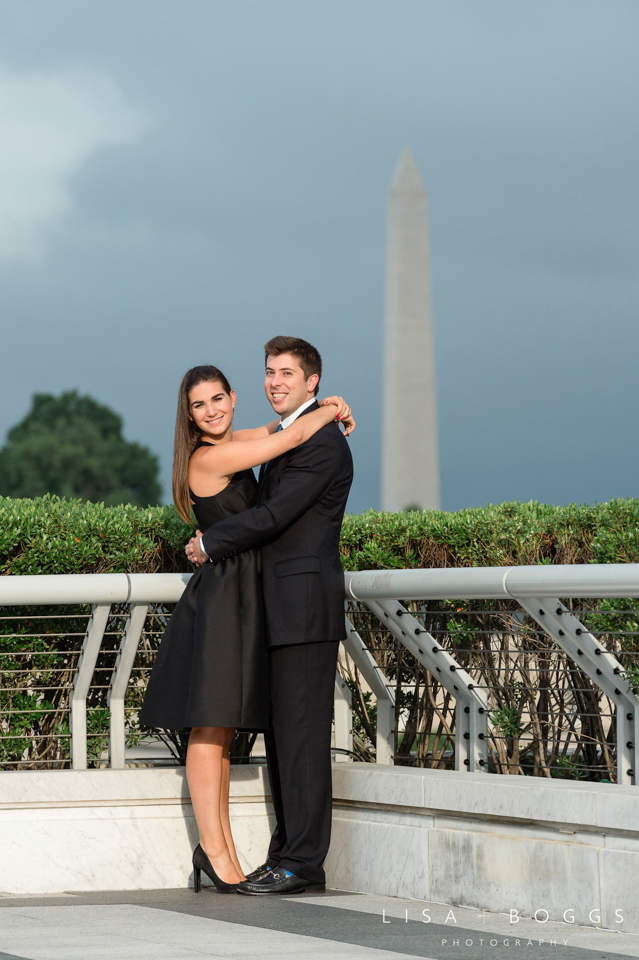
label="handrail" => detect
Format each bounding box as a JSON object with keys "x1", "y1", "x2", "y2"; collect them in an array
[
  {"x1": 0, "y1": 572, "x2": 191, "y2": 606},
  {"x1": 5, "y1": 564, "x2": 638, "y2": 607},
  {"x1": 5, "y1": 563, "x2": 639, "y2": 605},
  {"x1": 345, "y1": 564, "x2": 639, "y2": 600}
]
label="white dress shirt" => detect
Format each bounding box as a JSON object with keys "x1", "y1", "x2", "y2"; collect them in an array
[
  {"x1": 199, "y1": 396, "x2": 318, "y2": 558},
  {"x1": 278, "y1": 396, "x2": 317, "y2": 429}
]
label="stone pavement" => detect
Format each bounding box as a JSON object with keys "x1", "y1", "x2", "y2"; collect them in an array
[{"x1": 0, "y1": 888, "x2": 637, "y2": 960}]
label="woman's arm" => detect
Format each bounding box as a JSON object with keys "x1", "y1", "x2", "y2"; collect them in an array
[
  {"x1": 232, "y1": 394, "x2": 353, "y2": 442},
  {"x1": 232, "y1": 420, "x2": 280, "y2": 442},
  {"x1": 190, "y1": 401, "x2": 349, "y2": 479},
  {"x1": 195, "y1": 430, "x2": 344, "y2": 563}
]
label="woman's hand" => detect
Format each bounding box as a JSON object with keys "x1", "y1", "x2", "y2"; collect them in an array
[
  {"x1": 319, "y1": 396, "x2": 356, "y2": 437},
  {"x1": 185, "y1": 530, "x2": 207, "y2": 566}
]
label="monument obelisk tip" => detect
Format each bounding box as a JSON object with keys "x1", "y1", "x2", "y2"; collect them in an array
[{"x1": 389, "y1": 146, "x2": 425, "y2": 194}]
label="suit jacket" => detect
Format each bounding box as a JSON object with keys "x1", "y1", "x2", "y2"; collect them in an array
[{"x1": 201, "y1": 401, "x2": 353, "y2": 648}]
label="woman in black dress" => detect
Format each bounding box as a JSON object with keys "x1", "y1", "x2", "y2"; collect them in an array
[{"x1": 140, "y1": 365, "x2": 353, "y2": 893}]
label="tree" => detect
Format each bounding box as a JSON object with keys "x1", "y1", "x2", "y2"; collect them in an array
[{"x1": 0, "y1": 391, "x2": 162, "y2": 507}]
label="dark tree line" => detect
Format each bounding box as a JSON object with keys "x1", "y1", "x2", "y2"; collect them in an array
[{"x1": 0, "y1": 391, "x2": 162, "y2": 507}]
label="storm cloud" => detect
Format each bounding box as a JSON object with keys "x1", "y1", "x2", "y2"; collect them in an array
[{"x1": 0, "y1": 1, "x2": 637, "y2": 511}]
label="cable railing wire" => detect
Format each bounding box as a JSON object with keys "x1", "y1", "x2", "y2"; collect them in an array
[
  {"x1": 340, "y1": 597, "x2": 637, "y2": 781},
  {"x1": 2, "y1": 577, "x2": 639, "y2": 779}
]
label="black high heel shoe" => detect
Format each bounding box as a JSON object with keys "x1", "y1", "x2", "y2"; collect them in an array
[{"x1": 192, "y1": 843, "x2": 239, "y2": 894}]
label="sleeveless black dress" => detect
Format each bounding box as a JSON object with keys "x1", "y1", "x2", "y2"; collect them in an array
[{"x1": 140, "y1": 467, "x2": 269, "y2": 731}]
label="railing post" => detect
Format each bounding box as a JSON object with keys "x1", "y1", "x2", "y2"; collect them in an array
[
  {"x1": 366, "y1": 599, "x2": 489, "y2": 771},
  {"x1": 70, "y1": 604, "x2": 111, "y2": 770},
  {"x1": 343, "y1": 616, "x2": 395, "y2": 764},
  {"x1": 518, "y1": 597, "x2": 639, "y2": 785},
  {"x1": 334, "y1": 671, "x2": 353, "y2": 761},
  {"x1": 107, "y1": 603, "x2": 148, "y2": 770},
  {"x1": 375, "y1": 699, "x2": 394, "y2": 766}
]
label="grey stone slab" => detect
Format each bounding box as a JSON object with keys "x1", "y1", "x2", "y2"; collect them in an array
[
  {"x1": 1, "y1": 891, "x2": 634, "y2": 960},
  {"x1": 604, "y1": 834, "x2": 639, "y2": 853},
  {"x1": 599, "y1": 848, "x2": 639, "y2": 933},
  {"x1": 421, "y1": 771, "x2": 598, "y2": 829},
  {"x1": 302, "y1": 894, "x2": 639, "y2": 958},
  {"x1": 114, "y1": 895, "x2": 639, "y2": 960},
  {"x1": 595, "y1": 790, "x2": 639, "y2": 836},
  {"x1": 332, "y1": 764, "x2": 425, "y2": 808},
  {"x1": 0, "y1": 766, "x2": 269, "y2": 806},
  {"x1": 0, "y1": 903, "x2": 418, "y2": 960},
  {"x1": 432, "y1": 813, "x2": 585, "y2": 845},
  {"x1": 332, "y1": 767, "x2": 623, "y2": 833},
  {"x1": 327, "y1": 807, "x2": 430, "y2": 900},
  {"x1": 429, "y1": 826, "x2": 601, "y2": 926}
]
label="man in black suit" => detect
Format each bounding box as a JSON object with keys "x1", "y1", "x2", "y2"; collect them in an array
[{"x1": 186, "y1": 336, "x2": 353, "y2": 895}]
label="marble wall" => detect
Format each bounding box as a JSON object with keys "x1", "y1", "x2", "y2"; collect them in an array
[
  {"x1": 1, "y1": 763, "x2": 637, "y2": 934},
  {"x1": 0, "y1": 766, "x2": 273, "y2": 895},
  {"x1": 327, "y1": 765, "x2": 639, "y2": 934}
]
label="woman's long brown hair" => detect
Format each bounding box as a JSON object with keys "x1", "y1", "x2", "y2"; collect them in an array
[{"x1": 172, "y1": 365, "x2": 232, "y2": 522}]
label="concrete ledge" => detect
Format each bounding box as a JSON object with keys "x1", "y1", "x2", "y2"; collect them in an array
[
  {"x1": 332, "y1": 763, "x2": 639, "y2": 835},
  {"x1": 0, "y1": 765, "x2": 268, "y2": 807},
  {"x1": 327, "y1": 764, "x2": 639, "y2": 934},
  {"x1": 2, "y1": 763, "x2": 638, "y2": 935},
  {"x1": 0, "y1": 766, "x2": 273, "y2": 895}
]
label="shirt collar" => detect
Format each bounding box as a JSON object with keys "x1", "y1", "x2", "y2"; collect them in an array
[{"x1": 279, "y1": 396, "x2": 317, "y2": 430}]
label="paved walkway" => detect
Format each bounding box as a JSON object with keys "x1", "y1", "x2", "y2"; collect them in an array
[{"x1": 0, "y1": 888, "x2": 637, "y2": 960}]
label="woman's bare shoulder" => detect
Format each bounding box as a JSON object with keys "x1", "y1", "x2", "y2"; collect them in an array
[{"x1": 189, "y1": 443, "x2": 223, "y2": 468}]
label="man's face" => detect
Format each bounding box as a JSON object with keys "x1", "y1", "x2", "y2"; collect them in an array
[{"x1": 264, "y1": 353, "x2": 318, "y2": 419}]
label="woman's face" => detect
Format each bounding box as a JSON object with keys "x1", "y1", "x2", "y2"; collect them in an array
[{"x1": 188, "y1": 380, "x2": 236, "y2": 440}]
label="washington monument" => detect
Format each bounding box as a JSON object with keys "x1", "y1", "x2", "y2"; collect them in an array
[{"x1": 381, "y1": 147, "x2": 440, "y2": 511}]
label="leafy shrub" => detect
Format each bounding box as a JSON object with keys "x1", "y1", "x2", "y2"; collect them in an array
[
  {"x1": 3, "y1": 494, "x2": 639, "y2": 578},
  {"x1": 0, "y1": 495, "x2": 193, "y2": 768},
  {"x1": 340, "y1": 498, "x2": 639, "y2": 571},
  {"x1": 0, "y1": 494, "x2": 193, "y2": 576}
]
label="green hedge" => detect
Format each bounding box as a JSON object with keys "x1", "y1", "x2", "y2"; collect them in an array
[
  {"x1": 0, "y1": 495, "x2": 193, "y2": 576},
  {"x1": 2, "y1": 495, "x2": 639, "y2": 576},
  {"x1": 341, "y1": 499, "x2": 639, "y2": 569}
]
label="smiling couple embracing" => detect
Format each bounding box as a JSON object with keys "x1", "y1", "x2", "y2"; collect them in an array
[{"x1": 141, "y1": 336, "x2": 354, "y2": 896}]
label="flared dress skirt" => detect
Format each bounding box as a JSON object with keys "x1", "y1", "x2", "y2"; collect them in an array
[{"x1": 140, "y1": 469, "x2": 269, "y2": 732}]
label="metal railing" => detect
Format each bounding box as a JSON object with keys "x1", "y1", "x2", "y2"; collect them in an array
[
  {"x1": 1, "y1": 565, "x2": 638, "y2": 783},
  {"x1": 0, "y1": 575, "x2": 186, "y2": 771},
  {"x1": 0, "y1": 573, "x2": 391, "y2": 770},
  {"x1": 345, "y1": 565, "x2": 639, "y2": 784}
]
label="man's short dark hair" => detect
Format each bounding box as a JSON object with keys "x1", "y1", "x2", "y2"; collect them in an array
[{"x1": 264, "y1": 336, "x2": 322, "y2": 396}]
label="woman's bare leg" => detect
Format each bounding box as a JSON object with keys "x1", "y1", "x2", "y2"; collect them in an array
[
  {"x1": 186, "y1": 726, "x2": 241, "y2": 884},
  {"x1": 220, "y1": 729, "x2": 246, "y2": 880}
]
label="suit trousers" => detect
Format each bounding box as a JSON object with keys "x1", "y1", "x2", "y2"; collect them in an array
[{"x1": 265, "y1": 640, "x2": 340, "y2": 884}]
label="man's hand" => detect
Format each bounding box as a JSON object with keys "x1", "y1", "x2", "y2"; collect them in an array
[
  {"x1": 185, "y1": 529, "x2": 208, "y2": 566},
  {"x1": 319, "y1": 396, "x2": 356, "y2": 437}
]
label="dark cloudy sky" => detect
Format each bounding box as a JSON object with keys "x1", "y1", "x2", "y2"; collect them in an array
[{"x1": 0, "y1": 1, "x2": 637, "y2": 512}]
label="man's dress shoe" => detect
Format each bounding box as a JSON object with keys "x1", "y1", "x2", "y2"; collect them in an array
[
  {"x1": 244, "y1": 862, "x2": 275, "y2": 883},
  {"x1": 238, "y1": 867, "x2": 315, "y2": 896}
]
